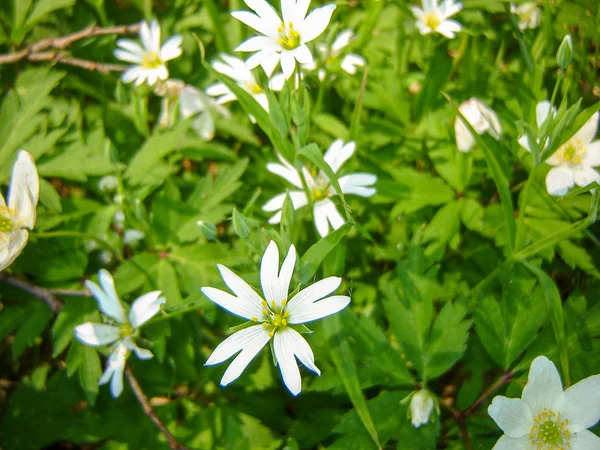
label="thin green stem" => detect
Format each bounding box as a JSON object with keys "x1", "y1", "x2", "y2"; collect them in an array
[{"x1": 515, "y1": 165, "x2": 538, "y2": 251}]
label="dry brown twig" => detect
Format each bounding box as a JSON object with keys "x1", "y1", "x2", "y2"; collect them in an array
[{"x1": 0, "y1": 23, "x2": 140, "y2": 73}]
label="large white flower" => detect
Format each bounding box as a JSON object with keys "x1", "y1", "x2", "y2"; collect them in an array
[
  {"x1": 263, "y1": 140, "x2": 377, "y2": 237},
  {"x1": 511, "y1": 2, "x2": 541, "y2": 31},
  {"x1": 518, "y1": 101, "x2": 600, "y2": 196},
  {"x1": 488, "y1": 355, "x2": 600, "y2": 449},
  {"x1": 75, "y1": 269, "x2": 166, "y2": 398},
  {"x1": 232, "y1": 0, "x2": 336, "y2": 79},
  {"x1": 303, "y1": 30, "x2": 366, "y2": 81},
  {"x1": 0, "y1": 150, "x2": 39, "y2": 272},
  {"x1": 411, "y1": 0, "x2": 463, "y2": 39},
  {"x1": 115, "y1": 20, "x2": 182, "y2": 87},
  {"x1": 202, "y1": 241, "x2": 350, "y2": 396},
  {"x1": 206, "y1": 54, "x2": 285, "y2": 116},
  {"x1": 455, "y1": 98, "x2": 502, "y2": 152}
]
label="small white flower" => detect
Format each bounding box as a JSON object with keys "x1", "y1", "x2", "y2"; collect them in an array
[
  {"x1": 518, "y1": 101, "x2": 600, "y2": 196},
  {"x1": 511, "y1": 2, "x2": 541, "y2": 31},
  {"x1": 98, "y1": 175, "x2": 119, "y2": 193},
  {"x1": 206, "y1": 54, "x2": 285, "y2": 118},
  {"x1": 411, "y1": 0, "x2": 463, "y2": 39},
  {"x1": 202, "y1": 241, "x2": 350, "y2": 396},
  {"x1": 74, "y1": 269, "x2": 166, "y2": 398},
  {"x1": 454, "y1": 98, "x2": 502, "y2": 152},
  {"x1": 488, "y1": 355, "x2": 600, "y2": 449},
  {"x1": 115, "y1": 20, "x2": 183, "y2": 87},
  {"x1": 410, "y1": 389, "x2": 436, "y2": 428},
  {"x1": 232, "y1": 0, "x2": 336, "y2": 79},
  {"x1": 123, "y1": 229, "x2": 145, "y2": 246},
  {"x1": 303, "y1": 30, "x2": 366, "y2": 81},
  {"x1": 263, "y1": 140, "x2": 377, "y2": 237},
  {"x1": 0, "y1": 150, "x2": 39, "y2": 272}
]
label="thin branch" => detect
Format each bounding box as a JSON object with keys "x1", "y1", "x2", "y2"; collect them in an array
[
  {"x1": 0, "y1": 23, "x2": 140, "y2": 65},
  {"x1": 28, "y1": 52, "x2": 128, "y2": 74},
  {"x1": 125, "y1": 367, "x2": 186, "y2": 450},
  {"x1": 465, "y1": 371, "x2": 513, "y2": 415}
]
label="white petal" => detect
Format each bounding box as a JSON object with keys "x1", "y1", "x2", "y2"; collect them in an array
[
  {"x1": 293, "y1": 44, "x2": 313, "y2": 65},
  {"x1": 260, "y1": 241, "x2": 296, "y2": 306},
  {"x1": 324, "y1": 140, "x2": 355, "y2": 173},
  {"x1": 121, "y1": 66, "x2": 145, "y2": 85},
  {"x1": 129, "y1": 291, "x2": 166, "y2": 329},
  {"x1": 436, "y1": 20, "x2": 461, "y2": 38},
  {"x1": 332, "y1": 30, "x2": 354, "y2": 53},
  {"x1": 258, "y1": 50, "x2": 280, "y2": 77},
  {"x1": 8, "y1": 150, "x2": 39, "y2": 229},
  {"x1": 106, "y1": 344, "x2": 129, "y2": 398},
  {"x1": 235, "y1": 35, "x2": 275, "y2": 53},
  {"x1": 275, "y1": 327, "x2": 321, "y2": 393},
  {"x1": 262, "y1": 191, "x2": 308, "y2": 212},
  {"x1": 490, "y1": 435, "x2": 532, "y2": 450},
  {"x1": 487, "y1": 396, "x2": 533, "y2": 438},
  {"x1": 206, "y1": 82, "x2": 231, "y2": 97},
  {"x1": 114, "y1": 49, "x2": 143, "y2": 64},
  {"x1": 244, "y1": 0, "x2": 282, "y2": 32},
  {"x1": 266, "y1": 161, "x2": 303, "y2": 188},
  {"x1": 286, "y1": 276, "x2": 342, "y2": 321},
  {"x1": 536, "y1": 100, "x2": 555, "y2": 127},
  {"x1": 522, "y1": 355, "x2": 565, "y2": 416},
  {"x1": 455, "y1": 119, "x2": 475, "y2": 152},
  {"x1": 573, "y1": 167, "x2": 600, "y2": 188},
  {"x1": 217, "y1": 264, "x2": 265, "y2": 312},
  {"x1": 231, "y1": 11, "x2": 275, "y2": 37},
  {"x1": 0, "y1": 229, "x2": 28, "y2": 272},
  {"x1": 294, "y1": 0, "x2": 311, "y2": 23},
  {"x1": 201, "y1": 286, "x2": 263, "y2": 320},
  {"x1": 288, "y1": 294, "x2": 350, "y2": 323},
  {"x1": 139, "y1": 21, "x2": 154, "y2": 53},
  {"x1": 74, "y1": 322, "x2": 121, "y2": 347},
  {"x1": 122, "y1": 336, "x2": 154, "y2": 360},
  {"x1": 571, "y1": 112, "x2": 599, "y2": 146},
  {"x1": 341, "y1": 54, "x2": 365, "y2": 75},
  {"x1": 160, "y1": 35, "x2": 183, "y2": 61},
  {"x1": 570, "y1": 430, "x2": 600, "y2": 450},
  {"x1": 281, "y1": 0, "x2": 294, "y2": 25},
  {"x1": 518, "y1": 134, "x2": 531, "y2": 152},
  {"x1": 441, "y1": 0, "x2": 463, "y2": 18},
  {"x1": 269, "y1": 73, "x2": 286, "y2": 91},
  {"x1": 280, "y1": 51, "x2": 296, "y2": 79},
  {"x1": 268, "y1": 210, "x2": 283, "y2": 224},
  {"x1": 205, "y1": 325, "x2": 271, "y2": 386},
  {"x1": 298, "y1": 5, "x2": 336, "y2": 44},
  {"x1": 324, "y1": 200, "x2": 345, "y2": 231},
  {"x1": 584, "y1": 142, "x2": 600, "y2": 167},
  {"x1": 85, "y1": 273, "x2": 127, "y2": 324},
  {"x1": 115, "y1": 39, "x2": 145, "y2": 58},
  {"x1": 545, "y1": 166, "x2": 575, "y2": 196},
  {"x1": 313, "y1": 201, "x2": 331, "y2": 237},
  {"x1": 338, "y1": 173, "x2": 377, "y2": 197},
  {"x1": 561, "y1": 374, "x2": 600, "y2": 432}
]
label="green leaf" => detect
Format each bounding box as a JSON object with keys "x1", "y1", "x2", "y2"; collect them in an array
[
  {"x1": 11, "y1": 301, "x2": 53, "y2": 359},
  {"x1": 157, "y1": 259, "x2": 183, "y2": 307},
  {"x1": 232, "y1": 208, "x2": 252, "y2": 238},
  {"x1": 26, "y1": 0, "x2": 75, "y2": 26},
  {"x1": 517, "y1": 218, "x2": 589, "y2": 261},
  {"x1": 415, "y1": 45, "x2": 452, "y2": 119},
  {"x1": 299, "y1": 222, "x2": 352, "y2": 284}
]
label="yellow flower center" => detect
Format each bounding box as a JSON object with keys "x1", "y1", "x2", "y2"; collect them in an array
[
  {"x1": 277, "y1": 22, "x2": 301, "y2": 50},
  {"x1": 423, "y1": 12, "x2": 441, "y2": 30},
  {"x1": 529, "y1": 409, "x2": 571, "y2": 449},
  {"x1": 247, "y1": 82, "x2": 263, "y2": 94},
  {"x1": 142, "y1": 51, "x2": 163, "y2": 69},
  {"x1": 310, "y1": 174, "x2": 331, "y2": 201},
  {"x1": 256, "y1": 299, "x2": 289, "y2": 337},
  {"x1": 555, "y1": 138, "x2": 586, "y2": 165},
  {"x1": 119, "y1": 323, "x2": 135, "y2": 338},
  {"x1": 0, "y1": 206, "x2": 20, "y2": 245}
]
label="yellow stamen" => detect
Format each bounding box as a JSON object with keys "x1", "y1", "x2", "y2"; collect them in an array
[
  {"x1": 281, "y1": 319, "x2": 287, "y2": 326},
  {"x1": 423, "y1": 12, "x2": 441, "y2": 30},
  {"x1": 251, "y1": 317, "x2": 258, "y2": 322},
  {"x1": 142, "y1": 51, "x2": 163, "y2": 69}
]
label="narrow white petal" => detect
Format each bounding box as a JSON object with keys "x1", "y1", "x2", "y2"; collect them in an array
[
  {"x1": 108, "y1": 345, "x2": 129, "y2": 398},
  {"x1": 278, "y1": 327, "x2": 320, "y2": 378},
  {"x1": 8, "y1": 150, "x2": 39, "y2": 229},
  {"x1": 74, "y1": 322, "x2": 121, "y2": 347},
  {"x1": 313, "y1": 201, "x2": 331, "y2": 237},
  {"x1": 286, "y1": 276, "x2": 342, "y2": 320},
  {"x1": 85, "y1": 277, "x2": 127, "y2": 324},
  {"x1": 139, "y1": 21, "x2": 153, "y2": 52},
  {"x1": 217, "y1": 264, "x2": 266, "y2": 312},
  {"x1": 235, "y1": 35, "x2": 275, "y2": 53},
  {"x1": 201, "y1": 286, "x2": 263, "y2": 320},
  {"x1": 266, "y1": 161, "x2": 303, "y2": 188},
  {"x1": 324, "y1": 200, "x2": 345, "y2": 231},
  {"x1": 571, "y1": 112, "x2": 599, "y2": 146},
  {"x1": 280, "y1": 51, "x2": 296, "y2": 79},
  {"x1": 490, "y1": 435, "x2": 532, "y2": 450},
  {"x1": 149, "y1": 20, "x2": 161, "y2": 53},
  {"x1": 268, "y1": 210, "x2": 283, "y2": 224},
  {"x1": 121, "y1": 66, "x2": 145, "y2": 85},
  {"x1": 341, "y1": 54, "x2": 366, "y2": 75},
  {"x1": 573, "y1": 167, "x2": 600, "y2": 188},
  {"x1": 115, "y1": 39, "x2": 145, "y2": 58},
  {"x1": 522, "y1": 355, "x2": 565, "y2": 416},
  {"x1": 128, "y1": 291, "x2": 166, "y2": 329},
  {"x1": 570, "y1": 430, "x2": 600, "y2": 450},
  {"x1": 338, "y1": 173, "x2": 377, "y2": 197},
  {"x1": 277, "y1": 245, "x2": 296, "y2": 303},
  {"x1": 455, "y1": 120, "x2": 475, "y2": 152},
  {"x1": 561, "y1": 374, "x2": 600, "y2": 432},
  {"x1": 584, "y1": 142, "x2": 600, "y2": 167},
  {"x1": 273, "y1": 328, "x2": 302, "y2": 395},
  {"x1": 262, "y1": 191, "x2": 306, "y2": 212},
  {"x1": 260, "y1": 241, "x2": 281, "y2": 303},
  {"x1": 114, "y1": 49, "x2": 144, "y2": 64},
  {"x1": 258, "y1": 50, "x2": 281, "y2": 77},
  {"x1": 545, "y1": 166, "x2": 575, "y2": 196},
  {"x1": 298, "y1": 5, "x2": 336, "y2": 44},
  {"x1": 487, "y1": 396, "x2": 533, "y2": 438},
  {"x1": 231, "y1": 11, "x2": 275, "y2": 37},
  {"x1": 517, "y1": 134, "x2": 531, "y2": 152},
  {"x1": 206, "y1": 325, "x2": 271, "y2": 386},
  {"x1": 206, "y1": 82, "x2": 231, "y2": 97},
  {"x1": 288, "y1": 295, "x2": 350, "y2": 323},
  {"x1": 436, "y1": 20, "x2": 461, "y2": 38},
  {"x1": 244, "y1": 0, "x2": 282, "y2": 31},
  {"x1": 0, "y1": 230, "x2": 28, "y2": 272},
  {"x1": 269, "y1": 73, "x2": 286, "y2": 91},
  {"x1": 293, "y1": 44, "x2": 313, "y2": 65},
  {"x1": 332, "y1": 30, "x2": 354, "y2": 53},
  {"x1": 324, "y1": 140, "x2": 355, "y2": 173},
  {"x1": 160, "y1": 35, "x2": 183, "y2": 61},
  {"x1": 281, "y1": 0, "x2": 294, "y2": 25},
  {"x1": 536, "y1": 100, "x2": 555, "y2": 127},
  {"x1": 122, "y1": 336, "x2": 154, "y2": 360}
]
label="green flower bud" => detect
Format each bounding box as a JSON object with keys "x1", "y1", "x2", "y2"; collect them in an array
[{"x1": 556, "y1": 34, "x2": 573, "y2": 70}]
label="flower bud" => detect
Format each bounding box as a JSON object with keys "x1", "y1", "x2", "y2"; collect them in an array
[
  {"x1": 409, "y1": 389, "x2": 435, "y2": 428},
  {"x1": 556, "y1": 35, "x2": 573, "y2": 70},
  {"x1": 98, "y1": 175, "x2": 119, "y2": 193}
]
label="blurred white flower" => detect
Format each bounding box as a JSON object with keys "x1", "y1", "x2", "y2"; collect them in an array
[
  {"x1": 123, "y1": 229, "x2": 145, "y2": 246},
  {"x1": 411, "y1": 0, "x2": 463, "y2": 39},
  {"x1": 263, "y1": 140, "x2": 377, "y2": 237},
  {"x1": 156, "y1": 79, "x2": 229, "y2": 141},
  {"x1": 113, "y1": 210, "x2": 125, "y2": 225},
  {"x1": 518, "y1": 101, "x2": 600, "y2": 196},
  {"x1": 409, "y1": 389, "x2": 436, "y2": 428},
  {"x1": 511, "y1": 2, "x2": 541, "y2": 31},
  {"x1": 232, "y1": 0, "x2": 336, "y2": 79},
  {"x1": 98, "y1": 175, "x2": 119, "y2": 193},
  {"x1": 488, "y1": 355, "x2": 600, "y2": 449},
  {"x1": 74, "y1": 269, "x2": 166, "y2": 398},
  {"x1": 206, "y1": 54, "x2": 285, "y2": 118},
  {"x1": 115, "y1": 20, "x2": 182, "y2": 87},
  {"x1": 0, "y1": 150, "x2": 39, "y2": 272},
  {"x1": 202, "y1": 241, "x2": 350, "y2": 395},
  {"x1": 454, "y1": 98, "x2": 502, "y2": 152},
  {"x1": 303, "y1": 30, "x2": 366, "y2": 81}
]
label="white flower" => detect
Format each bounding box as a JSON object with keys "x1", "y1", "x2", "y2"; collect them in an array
[
  {"x1": 206, "y1": 54, "x2": 285, "y2": 118},
  {"x1": 488, "y1": 355, "x2": 600, "y2": 449},
  {"x1": 263, "y1": 140, "x2": 377, "y2": 237},
  {"x1": 232, "y1": 0, "x2": 336, "y2": 79},
  {"x1": 98, "y1": 175, "x2": 119, "y2": 193},
  {"x1": 74, "y1": 269, "x2": 166, "y2": 398},
  {"x1": 454, "y1": 98, "x2": 502, "y2": 152},
  {"x1": 0, "y1": 150, "x2": 39, "y2": 272},
  {"x1": 202, "y1": 241, "x2": 350, "y2": 395},
  {"x1": 411, "y1": 0, "x2": 463, "y2": 39},
  {"x1": 303, "y1": 30, "x2": 366, "y2": 81},
  {"x1": 518, "y1": 101, "x2": 600, "y2": 196},
  {"x1": 115, "y1": 20, "x2": 182, "y2": 87},
  {"x1": 410, "y1": 389, "x2": 436, "y2": 428},
  {"x1": 511, "y1": 2, "x2": 541, "y2": 31},
  {"x1": 123, "y1": 229, "x2": 145, "y2": 246}
]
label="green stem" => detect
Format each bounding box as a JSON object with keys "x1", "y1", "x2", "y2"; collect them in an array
[{"x1": 515, "y1": 165, "x2": 538, "y2": 251}]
